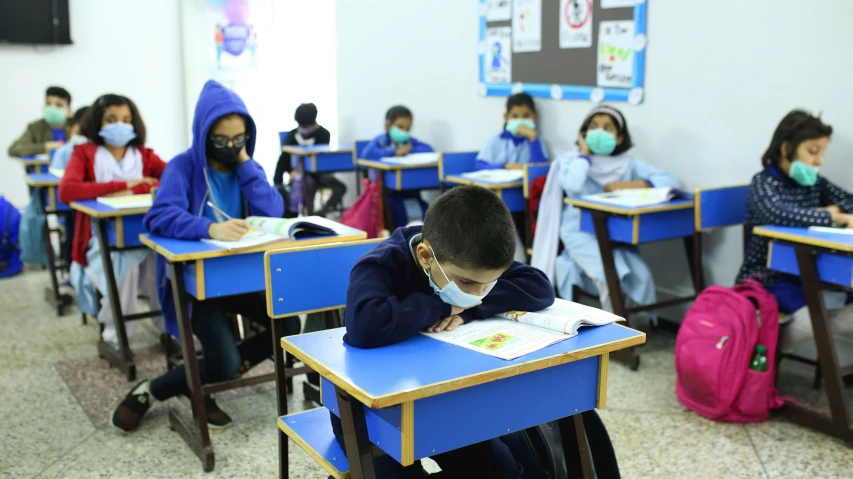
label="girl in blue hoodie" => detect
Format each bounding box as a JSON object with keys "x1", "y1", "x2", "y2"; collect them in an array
[{"x1": 110, "y1": 80, "x2": 293, "y2": 433}]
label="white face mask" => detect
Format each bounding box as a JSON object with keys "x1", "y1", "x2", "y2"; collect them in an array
[{"x1": 424, "y1": 246, "x2": 497, "y2": 308}]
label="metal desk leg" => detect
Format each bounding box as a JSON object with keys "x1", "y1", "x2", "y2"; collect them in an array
[
  {"x1": 685, "y1": 232, "x2": 705, "y2": 294},
  {"x1": 167, "y1": 260, "x2": 215, "y2": 471},
  {"x1": 271, "y1": 317, "x2": 289, "y2": 479},
  {"x1": 559, "y1": 414, "x2": 594, "y2": 479},
  {"x1": 93, "y1": 218, "x2": 136, "y2": 381},
  {"x1": 590, "y1": 211, "x2": 639, "y2": 370},
  {"x1": 336, "y1": 387, "x2": 376, "y2": 479},
  {"x1": 39, "y1": 186, "x2": 69, "y2": 315},
  {"x1": 780, "y1": 245, "x2": 853, "y2": 443}
]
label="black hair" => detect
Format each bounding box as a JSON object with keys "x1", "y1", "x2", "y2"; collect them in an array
[
  {"x1": 294, "y1": 103, "x2": 318, "y2": 127},
  {"x1": 81, "y1": 94, "x2": 146, "y2": 147},
  {"x1": 578, "y1": 105, "x2": 633, "y2": 155},
  {"x1": 46, "y1": 86, "x2": 71, "y2": 105},
  {"x1": 761, "y1": 110, "x2": 832, "y2": 167},
  {"x1": 506, "y1": 93, "x2": 536, "y2": 113},
  {"x1": 422, "y1": 185, "x2": 516, "y2": 270},
  {"x1": 385, "y1": 105, "x2": 412, "y2": 124},
  {"x1": 69, "y1": 106, "x2": 89, "y2": 127}
]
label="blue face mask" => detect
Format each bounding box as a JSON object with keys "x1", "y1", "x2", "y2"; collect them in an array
[
  {"x1": 788, "y1": 160, "x2": 819, "y2": 187},
  {"x1": 424, "y1": 246, "x2": 497, "y2": 308},
  {"x1": 585, "y1": 128, "x2": 618, "y2": 155},
  {"x1": 99, "y1": 122, "x2": 137, "y2": 147},
  {"x1": 505, "y1": 118, "x2": 536, "y2": 136},
  {"x1": 389, "y1": 125, "x2": 410, "y2": 144}
]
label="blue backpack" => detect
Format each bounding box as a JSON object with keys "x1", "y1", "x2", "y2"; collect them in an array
[{"x1": 0, "y1": 196, "x2": 23, "y2": 278}]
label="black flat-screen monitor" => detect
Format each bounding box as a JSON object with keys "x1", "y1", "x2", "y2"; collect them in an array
[{"x1": 0, "y1": 0, "x2": 72, "y2": 45}]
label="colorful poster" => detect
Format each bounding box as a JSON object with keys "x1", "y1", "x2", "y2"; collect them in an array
[
  {"x1": 485, "y1": 27, "x2": 512, "y2": 83},
  {"x1": 596, "y1": 20, "x2": 634, "y2": 88},
  {"x1": 209, "y1": 0, "x2": 260, "y2": 79},
  {"x1": 559, "y1": 0, "x2": 593, "y2": 49},
  {"x1": 601, "y1": 0, "x2": 636, "y2": 9},
  {"x1": 486, "y1": 0, "x2": 512, "y2": 22},
  {"x1": 512, "y1": 0, "x2": 541, "y2": 53}
]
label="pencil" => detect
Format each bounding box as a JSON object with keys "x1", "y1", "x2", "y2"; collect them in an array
[{"x1": 206, "y1": 201, "x2": 233, "y2": 221}]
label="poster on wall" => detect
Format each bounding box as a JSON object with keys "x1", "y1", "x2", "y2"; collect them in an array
[
  {"x1": 209, "y1": 0, "x2": 261, "y2": 80},
  {"x1": 486, "y1": 0, "x2": 512, "y2": 21},
  {"x1": 559, "y1": 0, "x2": 592, "y2": 49},
  {"x1": 512, "y1": 0, "x2": 541, "y2": 53},
  {"x1": 601, "y1": 0, "x2": 636, "y2": 8},
  {"x1": 485, "y1": 27, "x2": 512, "y2": 83},
  {"x1": 596, "y1": 20, "x2": 634, "y2": 88}
]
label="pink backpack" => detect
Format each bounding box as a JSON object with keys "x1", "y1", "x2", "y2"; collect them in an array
[
  {"x1": 341, "y1": 179, "x2": 383, "y2": 238},
  {"x1": 675, "y1": 279, "x2": 785, "y2": 422}
]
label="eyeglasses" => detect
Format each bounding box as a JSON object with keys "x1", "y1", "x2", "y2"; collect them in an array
[{"x1": 210, "y1": 134, "x2": 249, "y2": 149}]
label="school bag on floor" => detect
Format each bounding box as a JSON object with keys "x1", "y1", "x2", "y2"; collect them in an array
[
  {"x1": 341, "y1": 179, "x2": 383, "y2": 238},
  {"x1": 675, "y1": 279, "x2": 785, "y2": 422},
  {"x1": 18, "y1": 189, "x2": 49, "y2": 266},
  {"x1": 0, "y1": 196, "x2": 23, "y2": 278}
]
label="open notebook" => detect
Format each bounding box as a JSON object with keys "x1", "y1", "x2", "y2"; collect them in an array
[
  {"x1": 583, "y1": 187, "x2": 691, "y2": 208},
  {"x1": 381, "y1": 152, "x2": 440, "y2": 166},
  {"x1": 421, "y1": 298, "x2": 624, "y2": 360},
  {"x1": 808, "y1": 226, "x2": 853, "y2": 236},
  {"x1": 460, "y1": 169, "x2": 524, "y2": 183},
  {"x1": 96, "y1": 194, "x2": 153, "y2": 209},
  {"x1": 202, "y1": 215, "x2": 337, "y2": 251}
]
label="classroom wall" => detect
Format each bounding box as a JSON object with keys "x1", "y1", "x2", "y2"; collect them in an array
[
  {"x1": 0, "y1": 0, "x2": 187, "y2": 208},
  {"x1": 335, "y1": 0, "x2": 853, "y2": 304}
]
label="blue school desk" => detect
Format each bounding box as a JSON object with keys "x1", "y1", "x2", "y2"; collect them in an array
[
  {"x1": 444, "y1": 174, "x2": 525, "y2": 212},
  {"x1": 357, "y1": 157, "x2": 442, "y2": 230},
  {"x1": 754, "y1": 226, "x2": 853, "y2": 443},
  {"x1": 11, "y1": 155, "x2": 49, "y2": 174},
  {"x1": 564, "y1": 197, "x2": 701, "y2": 370},
  {"x1": 25, "y1": 173, "x2": 74, "y2": 316},
  {"x1": 70, "y1": 199, "x2": 158, "y2": 381},
  {"x1": 278, "y1": 323, "x2": 645, "y2": 479},
  {"x1": 139, "y1": 218, "x2": 367, "y2": 472},
  {"x1": 283, "y1": 144, "x2": 355, "y2": 174}
]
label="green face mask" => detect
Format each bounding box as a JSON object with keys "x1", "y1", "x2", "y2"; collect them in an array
[
  {"x1": 585, "y1": 128, "x2": 618, "y2": 155},
  {"x1": 43, "y1": 106, "x2": 68, "y2": 126},
  {"x1": 389, "y1": 125, "x2": 410, "y2": 144},
  {"x1": 788, "y1": 160, "x2": 819, "y2": 186}
]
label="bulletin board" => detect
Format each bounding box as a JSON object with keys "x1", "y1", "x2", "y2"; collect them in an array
[{"x1": 478, "y1": 0, "x2": 648, "y2": 104}]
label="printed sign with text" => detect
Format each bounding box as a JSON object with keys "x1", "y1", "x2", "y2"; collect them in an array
[
  {"x1": 512, "y1": 0, "x2": 542, "y2": 53},
  {"x1": 596, "y1": 20, "x2": 634, "y2": 88},
  {"x1": 485, "y1": 27, "x2": 512, "y2": 83},
  {"x1": 559, "y1": 0, "x2": 592, "y2": 49}
]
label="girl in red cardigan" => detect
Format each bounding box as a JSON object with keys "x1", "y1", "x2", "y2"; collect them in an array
[{"x1": 59, "y1": 94, "x2": 166, "y2": 347}]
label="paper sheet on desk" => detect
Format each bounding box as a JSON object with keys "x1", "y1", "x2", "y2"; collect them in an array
[
  {"x1": 48, "y1": 168, "x2": 65, "y2": 178},
  {"x1": 96, "y1": 194, "x2": 153, "y2": 209},
  {"x1": 461, "y1": 169, "x2": 524, "y2": 183},
  {"x1": 381, "y1": 152, "x2": 440, "y2": 166},
  {"x1": 202, "y1": 231, "x2": 288, "y2": 251},
  {"x1": 422, "y1": 319, "x2": 570, "y2": 360},
  {"x1": 809, "y1": 226, "x2": 853, "y2": 236},
  {"x1": 583, "y1": 187, "x2": 689, "y2": 208}
]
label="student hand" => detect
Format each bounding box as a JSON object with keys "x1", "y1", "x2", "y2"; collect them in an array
[
  {"x1": 427, "y1": 315, "x2": 464, "y2": 333},
  {"x1": 395, "y1": 143, "x2": 412, "y2": 156},
  {"x1": 830, "y1": 211, "x2": 853, "y2": 228},
  {"x1": 577, "y1": 133, "x2": 591, "y2": 156},
  {"x1": 208, "y1": 219, "x2": 250, "y2": 241},
  {"x1": 515, "y1": 125, "x2": 538, "y2": 141},
  {"x1": 44, "y1": 141, "x2": 64, "y2": 151},
  {"x1": 504, "y1": 163, "x2": 525, "y2": 170},
  {"x1": 126, "y1": 178, "x2": 159, "y2": 188},
  {"x1": 239, "y1": 146, "x2": 250, "y2": 162},
  {"x1": 821, "y1": 205, "x2": 842, "y2": 215},
  {"x1": 449, "y1": 302, "x2": 480, "y2": 317}
]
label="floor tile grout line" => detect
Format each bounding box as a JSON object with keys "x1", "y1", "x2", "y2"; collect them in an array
[
  {"x1": 30, "y1": 429, "x2": 98, "y2": 479},
  {"x1": 744, "y1": 425, "x2": 771, "y2": 478}
]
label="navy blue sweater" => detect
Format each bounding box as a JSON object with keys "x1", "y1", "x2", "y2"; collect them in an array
[
  {"x1": 737, "y1": 165, "x2": 853, "y2": 313},
  {"x1": 343, "y1": 226, "x2": 556, "y2": 348}
]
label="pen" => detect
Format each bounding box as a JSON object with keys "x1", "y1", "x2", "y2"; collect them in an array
[{"x1": 206, "y1": 201, "x2": 233, "y2": 221}]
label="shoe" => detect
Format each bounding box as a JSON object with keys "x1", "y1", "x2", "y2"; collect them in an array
[
  {"x1": 204, "y1": 395, "x2": 232, "y2": 430},
  {"x1": 111, "y1": 381, "x2": 152, "y2": 433}
]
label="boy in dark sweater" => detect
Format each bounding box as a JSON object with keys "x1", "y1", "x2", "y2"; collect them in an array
[
  {"x1": 336, "y1": 185, "x2": 556, "y2": 477},
  {"x1": 274, "y1": 102, "x2": 346, "y2": 214}
]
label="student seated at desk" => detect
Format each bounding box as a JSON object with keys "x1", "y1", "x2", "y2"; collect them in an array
[
  {"x1": 50, "y1": 106, "x2": 90, "y2": 171},
  {"x1": 363, "y1": 105, "x2": 434, "y2": 228},
  {"x1": 341, "y1": 185, "x2": 619, "y2": 477},
  {"x1": 8, "y1": 86, "x2": 72, "y2": 157},
  {"x1": 737, "y1": 110, "x2": 853, "y2": 352},
  {"x1": 110, "y1": 80, "x2": 293, "y2": 433},
  {"x1": 274, "y1": 102, "x2": 346, "y2": 215},
  {"x1": 554, "y1": 106, "x2": 679, "y2": 311},
  {"x1": 59, "y1": 94, "x2": 165, "y2": 346},
  {"x1": 476, "y1": 92, "x2": 548, "y2": 170}
]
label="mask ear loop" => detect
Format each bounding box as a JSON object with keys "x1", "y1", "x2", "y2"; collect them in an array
[{"x1": 428, "y1": 245, "x2": 452, "y2": 284}]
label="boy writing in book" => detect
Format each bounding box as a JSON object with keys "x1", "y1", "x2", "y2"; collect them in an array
[
  {"x1": 110, "y1": 80, "x2": 298, "y2": 433},
  {"x1": 338, "y1": 185, "x2": 554, "y2": 477}
]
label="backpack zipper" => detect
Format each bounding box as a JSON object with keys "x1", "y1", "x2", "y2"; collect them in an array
[{"x1": 716, "y1": 335, "x2": 729, "y2": 349}]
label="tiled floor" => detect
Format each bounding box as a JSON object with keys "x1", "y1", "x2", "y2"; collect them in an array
[{"x1": 1, "y1": 268, "x2": 852, "y2": 478}]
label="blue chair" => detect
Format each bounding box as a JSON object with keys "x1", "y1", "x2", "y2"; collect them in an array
[
  {"x1": 692, "y1": 185, "x2": 749, "y2": 291},
  {"x1": 278, "y1": 131, "x2": 290, "y2": 146},
  {"x1": 437, "y1": 151, "x2": 478, "y2": 190}
]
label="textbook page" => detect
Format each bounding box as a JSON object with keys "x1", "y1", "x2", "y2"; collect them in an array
[
  {"x1": 583, "y1": 187, "x2": 687, "y2": 208},
  {"x1": 497, "y1": 298, "x2": 624, "y2": 335},
  {"x1": 96, "y1": 194, "x2": 153, "y2": 209},
  {"x1": 382, "y1": 152, "x2": 440, "y2": 166},
  {"x1": 202, "y1": 231, "x2": 287, "y2": 251},
  {"x1": 808, "y1": 226, "x2": 853, "y2": 236},
  {"x1": 421, "y1": 319, "x2": 570, "y2": 360},
  {"x1": 460, "y1": 169, "x2": 525, "y2": 183}
]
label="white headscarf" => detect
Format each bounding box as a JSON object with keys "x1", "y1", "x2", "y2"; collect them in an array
[{"x1": 93, "y1": 145, "x2": 142, "y2": 183}]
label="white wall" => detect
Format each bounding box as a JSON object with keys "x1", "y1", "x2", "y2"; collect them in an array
[
  {"x1": 0, "y1": 0, "x2": 187, "y2": 208},
  {"x1": 335, "y1": 0, "x2": 853, "y2": 301}
]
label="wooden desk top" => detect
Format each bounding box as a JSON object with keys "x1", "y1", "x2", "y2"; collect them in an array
[
  {"x1": 281, "y1": 144, "x2": 353, "y2": 155},
  {"x1": 444, "y1": 175, "x2": 523, "y2": 190},
  {"x1": 565, "y1": 197, "x2": 694, "y2": 215},
  {"x1": 356, "y1": 159, "x2": 439, "y2": 171},
  {"x1": 754, "y1": 226, "x2": 853, "y2": 253},
  {"x1": 25, "y1": 173, "x2": 61, "y2": 187},
  {"x1": 282, "y1": 323, "x2": 644, "y2": 408},
  {"x1": 70, "y1": 199, "x2": 150, "y2": 218},
  {"x1": 11, "y1": 155, "x2": 49, "y2": 166}
]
